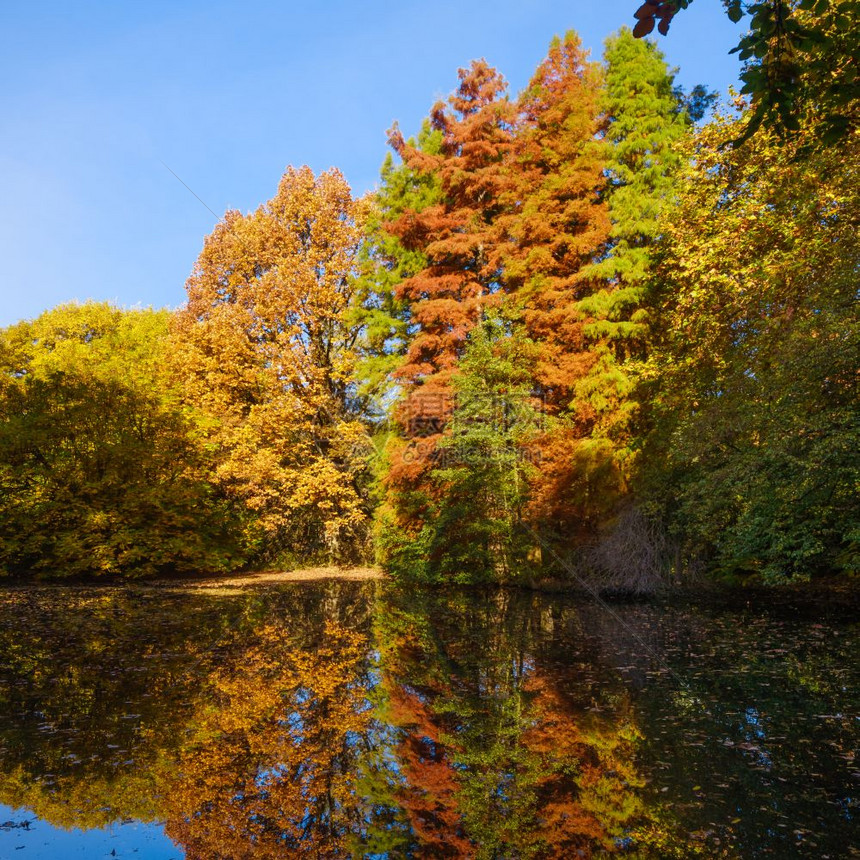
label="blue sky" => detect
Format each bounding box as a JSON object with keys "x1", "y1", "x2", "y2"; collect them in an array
[{"x1": 0, "y1": 1, "x2": 741, "y2": 327}]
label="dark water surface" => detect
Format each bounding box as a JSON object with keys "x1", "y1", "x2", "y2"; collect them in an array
[{"x1": 0, "y1": 582, "x2": 856, "y2": 858}]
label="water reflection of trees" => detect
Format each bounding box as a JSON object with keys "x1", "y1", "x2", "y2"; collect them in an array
[
  {"x1": 0, "y1": 587, "x2": 236, "y2": 828},
  {"x1": 164, "y1": 620, "x2": 383, "y2": 858},
  {"x1": 0, "y1": 582, "x2": 377, "y2": 843},
  {"x1": 373, "y1": 588, "x2": 656, "y2": 858},
  {"x1": 12, "y1": 585, "x2": 848, "y2": 856}
]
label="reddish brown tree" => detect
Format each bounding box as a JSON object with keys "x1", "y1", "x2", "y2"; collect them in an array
[
  {"x1": 379, "y1": 37, "x2": 611, "y2": 559},
  {"x1": 384, "y1": 60, "x2": 518, "y2": 487},
  {"x1": 387, "y1": 684, "x2": 474, "y2": 857},
  {"x1": 501, "y1": 33, "x2": 611, "y2": 535},
  {"x1": 502, "y1": 32, "x2": 609, "y2": 414}
]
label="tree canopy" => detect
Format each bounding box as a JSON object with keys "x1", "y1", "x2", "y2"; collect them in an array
[{"x1": 2, "y1": 18, "x2": 855, "y2": 587}]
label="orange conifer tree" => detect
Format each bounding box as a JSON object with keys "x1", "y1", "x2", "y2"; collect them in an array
[
  {"x1": 384, "y1": 60, "x2": 518, "y2": 487},
  {"x1": 500, "y1": 32, "x2": 611, "y2": 539}
]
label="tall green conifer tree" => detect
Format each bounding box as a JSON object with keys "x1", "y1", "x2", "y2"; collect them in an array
[
  {"x1": 572, "y1": 29, "x2": 689, "y2": 504},
  {"x1": 378, "y1": 311, "x2": 540, "y2": 583}
]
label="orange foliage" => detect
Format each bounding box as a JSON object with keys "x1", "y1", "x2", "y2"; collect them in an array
[
  {"x1": 171, "y1": 166, "x2": 371, "y2": 559},
  {"x1": 164, "y1": 620, "x2": 372, "y2": 859},
  {"x1": 522, "y1": 671, "x2": 645, "y2": 856},
  {"x1": 381, "y1": 37, "x2": 611, "y2": 543},
  {"x1": 384, "y1": 61, "x2": 518, "y2": 486},
  {"x1": 387, "y1": 684, "x2": 475, "y2": 858},
  {"x1": 500, "y1": 33, "x2": 614, "y2": 535},
  {"x1": 503, "y1": 32, "x2": 609, "y2": 414}
]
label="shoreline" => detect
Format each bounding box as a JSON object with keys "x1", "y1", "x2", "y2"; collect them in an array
[
  {"x1": 0, "y1": 570, "x2": 856, "y2": 611},
  {"x1": 0, "y1": 566, "x2": 385, "y2": 592},
  {"x1": 148, "y1": 566, "x2": 385, "y2": 590}
]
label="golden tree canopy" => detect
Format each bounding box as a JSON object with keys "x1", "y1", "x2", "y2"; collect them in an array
[{"x1": 173, "y1": 166, "x2": 372, "y2": 561}]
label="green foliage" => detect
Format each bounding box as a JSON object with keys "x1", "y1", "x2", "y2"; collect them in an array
[
  {"x1": 0, "y1": 302, "x2": 244, "y2": 578},
  {"x1": 641, "y1": 107, "x2": 860, "y2": 582},
  {"x1": 380, "y1": 312, "x2": 541, "y2": 584},
  {"x1": 373, "y1": 501, "x2": 435, "y2": 583},
  {"x1": 602, "y1": 30, "x2": 685, "y2": 237},
  {"x1": 580, "y1": 28, "x2": 687, "y2": 329},
  {"x1": 429, "y1": 313, "x2": 541, "y2": 581},
  {"x1": 633, "y1": 0, "x2": 859, "y2": 146},
  {"x1": 567, "y1": 29, "x2": 689, "y2": 521}
]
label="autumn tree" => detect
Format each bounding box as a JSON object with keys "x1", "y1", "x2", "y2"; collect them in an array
[
  {"x1": 535, "y1": 28, "x2": 691, "y2": 550},
  {"x1": 172, "y1": 166, "x2": 372, "y2": 564},
  {"x1": 0, "y1": 302, "x2": 241, "y2": 578},
  {"x1": 497, "y1": 32, "x2": 612, "y2": 542},
  {"x1": 641, "y1": 103, "x2": 860, "y2": 580},
  {"x1": 378, "y1": 312, "x2": 541, "y2": 583},
  {"x1": 350, "y1": 121, "x2": 442, "y2": 409},
  {"x1": 502, "y1": 31, "x2": 609, "y2": 411},
  {"x1": 383, "y1": 60, "x2": 518, "y2": 486}
]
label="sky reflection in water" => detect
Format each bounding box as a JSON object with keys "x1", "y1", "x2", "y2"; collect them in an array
[{"x1": 0, "y1": 805, "x2": 178, "y2": 859}]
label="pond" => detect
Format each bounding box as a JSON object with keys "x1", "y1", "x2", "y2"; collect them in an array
[{"x1": 0, "y1": 581, "x2": 856, "y2": 858}]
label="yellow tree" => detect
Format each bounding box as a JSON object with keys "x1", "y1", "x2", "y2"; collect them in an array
[
  {"x1": 0, "y1": 302, "x2": 243, "y2": 578},
  {"x1": 163, "y1": 620, "x2": 374, "y2": 859},
  {"x1": 172, "y1": 166, "x2": 372, "y2": 562}
]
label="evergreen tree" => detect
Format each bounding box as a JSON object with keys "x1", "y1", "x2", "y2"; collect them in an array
[{"x1": 378, "y1": 312, "x2": 540, "y2": 583}]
